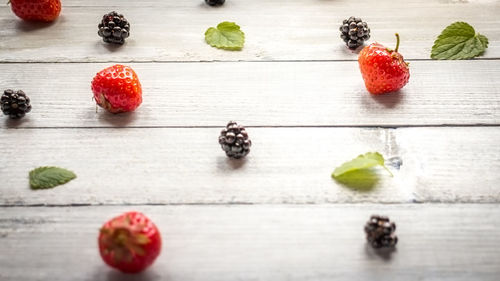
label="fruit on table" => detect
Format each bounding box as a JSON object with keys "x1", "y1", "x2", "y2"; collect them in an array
[
  {"x1": 9, "y1": 0, "x2": 61, "y2": 22},
  {"x1": 205, "y1": 0, "x2": 225, "y2": 6},
  {"x1": 91, "y1": 64, "x2": 142, "y2": 113},
  {"x1": 219, "y1": 121, "x2": 252, "y2": 159},
  {"x1": 358, "y1": 33, "x2": 410, "y2": 94},
  {"x1": 340, "y1": 16, "x2": 370, "y2": 49},
  {"x1": 99, "y1": 211, "x2": 162, "y2": 273},
  {"x1": 1, "y1": 89, "x2": 32, "y2": 119},
  {"x1": 98, "y1": 11, "x2": 130, "y2": 45},
  {"x1": 364, "y1": 215, "x2": 398, "y2": 248}
]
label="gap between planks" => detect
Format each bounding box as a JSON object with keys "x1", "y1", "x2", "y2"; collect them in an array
[
  {"x1": 0, "y1": 58, "x2": 500, "y2": 64},
  {"x1": 3, "y1": 124, "x2": 500, "y2": 130},
  {"x1": 0, "y1": 201, "x2": 498, "y2": 208}
]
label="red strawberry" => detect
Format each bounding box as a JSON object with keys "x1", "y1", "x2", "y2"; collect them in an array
[
  {"x1": 9, "y1": 0, "x2": 61, "y2": 22},
  {"x1": 91, "y1": 64, "x2": 142, "y2": 113},
  {"x1": 358, "y1": 33, "x2": 410, "y2": 95},
  {"x1": 98, "y1": 211, "x2": 161, "y2": 274}
]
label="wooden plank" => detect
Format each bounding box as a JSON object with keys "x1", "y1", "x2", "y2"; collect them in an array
[
  {"x1": 1, "y1": 204, "x2": 499, "y2": 281},
  {"x1": 1, "y1": 60, "x2": 499, "y2": 128},
  {"x1": 1, "y1": 127, "x2": 499, "y2": 206},
  {"x1": 398, "y1": 128, "x2": 500, "y2": 203},
  {"x1": 0, "y1": 0, "x2": 499, "y2": 62}
]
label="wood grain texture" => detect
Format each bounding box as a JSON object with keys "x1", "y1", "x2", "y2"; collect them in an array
[
  {"x1": 1, "y1": 60, "x2": 499, "y2": 128},
  {"x1": 0, "y1": 0, "x2": 499, "y2": 62},
  {"x1": 1, "y1": 204, "x2": 500, "y2": 281},
  {"x1": 1, "y1": 0, "x2": 499, "y2": 279},
  {"x1": 1, "y1": 127, "x2": 498, "y2": 206}
]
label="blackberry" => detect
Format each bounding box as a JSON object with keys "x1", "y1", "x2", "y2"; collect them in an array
[
  {"x1": 1, "y1": 89, "x2": 32, "y2": 119},
  {"x1": 205, "y1": 0, "x2": 225, "y2": 6},
  {"x1": 364, "y1": 215, "x2": 397, "y2": 248},
  {"x1": 219, "y1": 121, "x2": 251, "y2": 159},
  {"x1": 339, "y1": 16, "x2": 370, "y2": 49},
  {"x1": 98, "y1": 11, "x2": 130, "y2": 45}
]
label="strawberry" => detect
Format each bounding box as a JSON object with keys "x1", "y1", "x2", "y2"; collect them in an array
[
  {"x1": 358, "y1": 33, "x2": 410, "y2": 95},
  {"x1": 9, "y1": 0, "x2": 61, "y2": 22},
  {"x1": 99, "y1": 211, "x2": 162, "y2": 274},
  {"x1": 91, "y1": 64, "x2": 142, "y2": 113}
]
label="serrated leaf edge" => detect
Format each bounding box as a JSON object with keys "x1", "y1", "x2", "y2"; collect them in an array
[
  {"x1": 204, "y1": 21, "x2": 245, "y2": 51},
  {"x1": 431, "y1": 21, "x2": 488, "y2": 60}
]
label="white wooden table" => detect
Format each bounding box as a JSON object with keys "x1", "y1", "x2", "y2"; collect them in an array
[{"x1": 1, "y1": 0, "x2": 500, "y2": 280}]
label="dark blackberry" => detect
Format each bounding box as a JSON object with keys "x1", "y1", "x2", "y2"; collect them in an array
[
  {"x1": 339, "y1": 16, "x2": 370, "y2": 49},
  {"x1": 219, "y1": 121, "x2": 251, "y2": 159},
  {"x1": 98, "y1": 11, "x2": 130, "y2": 45},
  {"x1": 205, "y1": 0, "x2": 225, "y2": 6},
  {"x1": 1, "y1": 89, "x2": 32, "y2": 119},
  {"x1": 364, "y1": 215, "x2": 397, "y2": 248}
]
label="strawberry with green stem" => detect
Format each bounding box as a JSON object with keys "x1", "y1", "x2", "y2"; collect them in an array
[{"x1": 358, "y1": 33, "x2": 410, "y2": 95}]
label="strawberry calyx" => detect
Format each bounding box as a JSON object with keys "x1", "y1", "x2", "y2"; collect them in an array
[
  {"x1": 387, "y1": 33, "x2": 409, "y2": 67},
  {"x1": 100, "y1": 215, "x2": 150, "y2": 263},
  {"x1": 97, "y1": 93, "x2": 113, "y2": 112},
  {"x1": 97, "y1": 92, "x2": 123, "y2": 113}
]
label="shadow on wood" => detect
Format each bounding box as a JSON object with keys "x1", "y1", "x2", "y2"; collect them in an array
[
  {"x1": 96, "y1": 41, "x2": 127, "y2": 53},
  {"x1": 3, "y1": 117, "x2": 30, "y2": 128},
  {"x1": 105, "y1": 269, "x2": 163, "y2": 281},
  {"x1": 97, "y1": 111, "x2": 138, "y2": 127},
  {"x1": 333, "y1": 169, "x2": 380, "y2": 191},
  {"x1": 364, "y1": 243, "x2": 397, "y2": 261},
  {"x1": 216, "y1": 156, "x2": 248, "y2": 170},
  {"x1": 338, "y1": 43, "x2": 364, "y2": 56},
  {"x1": 14, "y1": 17, "x2": 59, "y2": 32},
  {"x1": 370, "y1": 90, "x2": 404, "y2": 108}
]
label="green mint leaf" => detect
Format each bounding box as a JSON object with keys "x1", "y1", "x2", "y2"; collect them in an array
[
  {"x1": 29, "y1": 166, "x2": 76, "y2": 190},
  {"x1": 478, "y1": 34, "x2": 489, "y2": 49},
  {"x1": 431, "y1": 22, "x2": 489, "y2": 60},
  {"x1": 205, "y1": 21, "x2": 245, "y2": 51},
  {"x1": 332, "y1": 152, "x2": 393, "y2": 179},
  {"x1": 334, "y1": 169, "x2": 380, "y2": 190}
]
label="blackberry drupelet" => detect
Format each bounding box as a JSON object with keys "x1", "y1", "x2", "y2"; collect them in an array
[
  {"x1": 1, "y1": 89, "x2": 32, "y2": 119},
  {"x1": 98, "y1": 11, "x2": 130, "y2": 45},
  {"x1": 364, "y1": 215, "x2": 398, "y2": 248},
  {"x1": 219, "y1": 121, "x2": 251, "y2": 159},
  {"x1": 205, "y1": 0, "x2": 225, "y2": 6},
  {"x1": 340, "y1": 16, "x2": 370, "y2": 49}
]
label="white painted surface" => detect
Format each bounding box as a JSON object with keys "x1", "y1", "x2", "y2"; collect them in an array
[
  {"x1": 0, "y1": 0, "x2": 499, "y2": 62},
  {"x1": 1, "y1": 127, "x2": 498, "y2": 205},
  {"x1": 1, "y1": 205, "x2": 499, "y2": 281},
  {"x1": 0, "y1": 60, "x2": 499, "y2": 128},
  {"x1": 1, "y1": 0, "x2": 499, "y2": 279}
]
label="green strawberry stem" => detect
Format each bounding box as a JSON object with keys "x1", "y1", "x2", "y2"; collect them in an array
[{"x1": 394, "y1": 33, "x2": 400, "y2": 53}]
